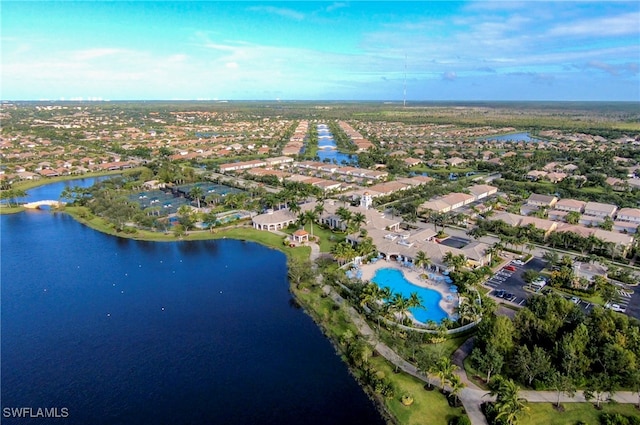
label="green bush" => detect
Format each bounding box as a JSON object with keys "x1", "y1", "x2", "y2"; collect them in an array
[{"x1": 600, "y1": 412, "x2": 640, "y2": 425}]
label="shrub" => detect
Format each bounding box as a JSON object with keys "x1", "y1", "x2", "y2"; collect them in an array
[
  {"x1": 401, "y1": 393, "x2": 414, "y2": 406},
  {"x1": 600, "y1": 412, "x2": 639, "y2": 425}
]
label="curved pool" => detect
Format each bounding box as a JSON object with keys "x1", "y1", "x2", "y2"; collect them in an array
[{"x1": 371, "y1": 268, "x2": 449, "y2": 324}]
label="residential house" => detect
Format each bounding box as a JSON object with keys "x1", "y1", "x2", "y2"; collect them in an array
[
  {"x1": 554, "y1": 199, "x2": 586, "y2": 213},
  {"x1": 583, "y1": 202, "x2": 618, "y2": 218},
  {"x1": 467, "y1": 184, "x2": 498, "y2": 201},
  {"x1": 526, "y1": 193, "x2": 558, "y2": 208}
]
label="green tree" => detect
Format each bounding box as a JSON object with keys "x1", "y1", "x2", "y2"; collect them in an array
[
  {"x1": 414, "y1": 250, "x2": 431, "y2": 271},
  {"x1": 448, "y1": 373, "x2": 465, "y2": 406},
  {"x1": 549, "y1": 371, "x2": 576, "y2": 408},
  {"x1": 287, "y1": 257, "x2": 315, "y2": 288},
  {"x1": 189, "y1": 185, "x2": 204, "y2": 209},
  {"x1": 470, "y1": 345, "x2": 503, "y2": 383},
  {"x1": 488, "y1": 376, "x2": 529, "y2": 425},
  {"x1": 435, "y1": 357, "x2": 456, "y2": 389},
  {"x1": 511, "y1": 345, "x2": 552, "y2": 386},
  {"x1": 565, "y1": 211, "x2": 581, "y2": 224}
]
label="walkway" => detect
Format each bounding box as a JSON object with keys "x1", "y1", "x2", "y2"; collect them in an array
[
  {"x1": 23, "y1": 200, "x2": 65, "y2": 209},
  {"x1": 275, "y1": 225, "x2": 639, "y2": 424},
  {"x1": 326, "y1": 287, "x2": 639, "y2": 425}
]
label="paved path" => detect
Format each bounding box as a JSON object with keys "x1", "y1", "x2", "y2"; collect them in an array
[
  {"x1": 326, "y1": 287, "x2": 639, "y2": 425},
  {"x1": 280, "y1": 227, "x2": 639, "y2": 424},
  {"x1": 327, "y1": 289, "x2": 490, "y2": 425}
]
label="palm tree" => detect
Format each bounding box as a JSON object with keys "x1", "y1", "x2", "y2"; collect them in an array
[
  {"x1": 351, "y1": 212, "x2": 367, "y2": 232},
  {"x1": 336, "y1": 206, "x2": 353, "y2": 231},
  {"x1": 205, "y1": 192, "x2": 221, "y2": 207},
  {"x1": 414, "y1": 250, "x2": 431, "y2": 272},
  {"x1": 436, "y1": 357, "x2": 456, "y2": 390},
  {"x1": 332, "y1": 241, "x2": 356, "y2": 266},
  {"x1": 390, "y1": 292, "x2": 409, "y2": 325},
  {"x1": 189, "y1": 186, "x2": 204, "y2": 209},
  {"x1": 542, "y1": 250, "x2": 560, "y2": 266},
  {"x1": 313, "y1": 201, "x2": 325, "y2": 220},
  {"x1": 303, "y1": 209, "x2": 318, "y2": 238},
  {"x1": 448, "y1": 374, "x2": 465, "y2": 406},
  {"x1": 444, "y1": 252, "x2": 467, "y2": 272},
  {"x1": 407, "y1": 292, "x2": 423, "y2": 311},
  {"x1": 288, "y1": 201, "x2": 301, "y2": 215},
  {"x1": 356, "y1": 236, "x2": 376, "y2": 257},
  {"x1": 488, "y1": 377, "x2": 529, "y2": 425}
]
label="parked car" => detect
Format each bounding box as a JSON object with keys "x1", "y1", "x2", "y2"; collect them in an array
[
  {"x1": 570, "y1": 296, "x2": 580, "y2": 304},
  {"x1": 605, "y1": 303, "x2": 626, "y2": 313},
  {"x1": 512, "y1": 259, "x2": 525, "y2": 265},
  {"x1": 504, "y1": 265, "x2": 516, "y2": 272},
  {"x1": 495, "y1": 289, "x2": 505, "y2": 298},
  {"x1": 505, "y1": 292, "x2": 515, "y2": 301}
]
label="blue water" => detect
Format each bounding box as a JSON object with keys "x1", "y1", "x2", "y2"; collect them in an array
[
  {"x1": 28, "y1": 176, "x2": 115, "y2": 202},
  {"x1": 315, "y1": 124, "x2": 356, "y2": 165},
  {"x1": 371, "y1": 268, "x2": 448, "y2": 324},
  {"x1": 1, "y1": 182, "x2": 384, "y2": 425},
  {"x1": 477, "y1": 132, "x2": 545, "y2": 143}
]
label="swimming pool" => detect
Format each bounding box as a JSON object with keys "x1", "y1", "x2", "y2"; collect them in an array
[{"x1": 371, "y1": 268, "x2": 449, "y2": 324}]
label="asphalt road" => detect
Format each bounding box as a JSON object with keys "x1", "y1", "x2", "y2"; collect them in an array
[{"x1": 484, "y1": 258, "x2": 548, "y2": 306}]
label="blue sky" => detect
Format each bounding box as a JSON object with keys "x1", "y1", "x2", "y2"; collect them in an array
[{"x1": 2, "y1": 1, "x2": 639, "y2": 101}]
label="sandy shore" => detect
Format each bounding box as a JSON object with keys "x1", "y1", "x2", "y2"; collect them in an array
[{"x1": 357, "y1": 260, "x2": 457, "y2": 316}]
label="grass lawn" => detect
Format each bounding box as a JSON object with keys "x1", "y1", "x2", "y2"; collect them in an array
[
  {"x1": 0, "y1": 205, "x2": 25, "y2": 214},
  {"x1": 369, "y1": 356, "x2": 465, "y2": 425},
  {"x1": 13, "y1": 169, "x2": 132, "y2": 191},
  {"x1": 283, "y1": 223, "x2": 345, "y2": 252},
  {"x1": 64, "y1": 207, "x2": 311, "y2": 261},
  {"x1": 522, "y1": 402, "x2": 640, "y2": 425}
]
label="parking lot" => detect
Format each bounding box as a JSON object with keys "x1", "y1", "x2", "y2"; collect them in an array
[
  {"x1": 626, "y1": 290, "x2": 640, "y2": 320},
  {"x1": 484, "y1": 258, "x2": 548, "y2": 306},
  {"x1": 484, "y1": 257, "x2": 640, "y2": 318}
]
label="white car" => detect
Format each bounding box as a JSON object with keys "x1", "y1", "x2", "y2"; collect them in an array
[
  {"x1": 605, "y1": 303, "x2": 626, "y2": 313},
  {"x1": 570, "y1": 296, "x2": 580, "y2": 304},
  {"x1": 512, "y1": 259, "x2": 525, "y2": 265}
]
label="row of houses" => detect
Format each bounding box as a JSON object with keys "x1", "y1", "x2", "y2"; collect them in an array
[
  {"x1": 294, "y1": 161, "x2": 388, "y2": 181},
  {"x1": 337, "y1": 121, "x2": 374, "y2": 151},
  {"x1": 1, "y1": 159, "x2": 140, "y2": 183},
  {"x1": 525, "y1": 193, "x2": 640, "y2": 232},
  {"x1": 218, "y1": 156, "x2": 294, "y2": 173},
  {"x1": 487, "y1": 211, "x2": 635, "y2": 255},
  {"x1": 418, "y1": 184, "x2": 499, "y2": 214},
  {"x1": 282, "y1": 120, "x2": 309, "y2": 156}
]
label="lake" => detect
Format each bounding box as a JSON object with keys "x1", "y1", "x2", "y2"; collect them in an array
[
  {"x1": 477, "y1": 132, "x2": 546, "y2": 143},
  {"x1": 315, "y1": 123, "x2": 356, "y2": 165},
  {"x1": 1, "y1": 180, "x2": 385, "y2": 425}
]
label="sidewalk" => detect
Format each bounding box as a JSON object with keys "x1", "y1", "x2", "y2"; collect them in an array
[{"x1": 327, "y1": 287, "x2": 639, "y2": 425}]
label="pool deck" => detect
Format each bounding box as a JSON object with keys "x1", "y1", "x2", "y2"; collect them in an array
[{"x1": 358, "y1": 260, "x2": 457, "y2": 316}]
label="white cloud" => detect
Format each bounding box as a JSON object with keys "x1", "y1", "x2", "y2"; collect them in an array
[
  {"x1": 326, "y1": 2, "x2": 348, "y2": 13},
  {"x1": 246, "y1": 6, "x2": 305, "y2": 21},
  {"x1": 547, "y1": 12, "x2": 640, "y2": 37},
  {"x1": 442, "y1": 71, "x2": 457, "y2": 81}
]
